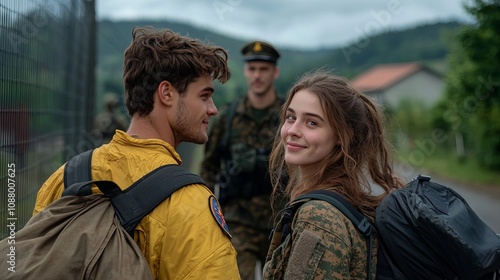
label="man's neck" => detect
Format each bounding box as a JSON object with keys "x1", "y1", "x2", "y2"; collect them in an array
[
  {"x1": 126, "y1": 115, "x2": 176, "y2": 148},
  {"x1": 247, "y1": 89, "x2": 277, "y2": 109}
]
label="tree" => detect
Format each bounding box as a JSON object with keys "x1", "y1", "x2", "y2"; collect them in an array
[{"x1": 441, "y1": 0, "x2": 500, "y2": 169}]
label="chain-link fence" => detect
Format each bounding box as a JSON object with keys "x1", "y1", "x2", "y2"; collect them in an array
[{"x1": 0, "y1": 0, "x2": 96, "y2": 238}]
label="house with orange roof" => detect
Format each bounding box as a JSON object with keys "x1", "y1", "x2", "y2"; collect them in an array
[{"x1": 351, "y1": 62, "x2": 444, "y2": 108}]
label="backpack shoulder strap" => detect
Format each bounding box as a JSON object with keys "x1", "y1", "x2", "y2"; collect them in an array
[
  {"x1": 222, "y1": 97, "x2": 241, "y2": 152},
  {"x1": 110, "y1": 164, "x2": 205, "y2": 234},
  {"x1": 63, "y1": 151, "x2": 205, "y2": 236},
  {"x1": 295, "y1": 190, "x2": 373, "y2": 238},
  {"x1": 291, "y1": 190, "x2": 375, "y2": 280},
  {"x1": 64, "y1": 149, "x2": 94, "y2": 191}
]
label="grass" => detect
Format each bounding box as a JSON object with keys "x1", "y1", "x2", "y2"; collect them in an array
[{"x1": 398, "y1": 149, "x2": 500, "y2": 189}]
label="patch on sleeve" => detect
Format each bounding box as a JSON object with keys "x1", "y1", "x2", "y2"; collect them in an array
[{"x1": 209, "y1": 195, "x2": 232, "y2": 239}]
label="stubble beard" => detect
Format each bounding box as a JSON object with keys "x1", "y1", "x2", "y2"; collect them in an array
[
  {"x1": 252, "y1": 85, "x2": 272, "y2": 98},
  {"x1": 250, "y1": 78, "x2": 273, "y2": 97},
  {"x1": 175, "y1": 100, "x2": 207, "y2": 145}
]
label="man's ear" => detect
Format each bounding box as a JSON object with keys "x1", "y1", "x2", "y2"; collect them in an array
[
  {"x1": 273, "y1": 66, "x2": 280, "y2": 79},
  {"x1": 157, "y1": 80, "x2": 175, "y2": 106}
]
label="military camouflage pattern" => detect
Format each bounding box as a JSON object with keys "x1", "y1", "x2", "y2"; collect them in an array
[
  {"x1": 94, "y1": 93, "x2": 129, "y2": 145},
  {"x1": 200, "y1": 95, "x2": 283, "y2": 279},
  {"x1": 264, "y1": 200, "x2": 378, "y2": 280},
  {"x1": 229, "y1": 221, "x2": 271, "y2": 280},
  {"x1": 94, "y1": 111, "x2": 129, "y2": 144}
]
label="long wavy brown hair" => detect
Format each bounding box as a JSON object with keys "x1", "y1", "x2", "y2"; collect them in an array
[
  {"x1": 123, "y1": 26, "x2": 231, "y2": 117},
  {"x1": 269, "y1": 70, "x2": 404, "y2": 220}
]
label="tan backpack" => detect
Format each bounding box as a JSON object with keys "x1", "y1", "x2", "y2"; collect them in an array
[{"x1": 0, "y1": 149, "x2": 205, "y2": 280}]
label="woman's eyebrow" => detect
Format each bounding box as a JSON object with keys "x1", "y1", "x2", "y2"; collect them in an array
[{"x1": 286, "y1": 107, "x2": 324, "y2": 121}]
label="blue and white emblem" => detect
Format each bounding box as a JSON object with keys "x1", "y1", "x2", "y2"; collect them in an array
[{"x1": 209, "y1": 195, "x2": 232, "y2": 239}]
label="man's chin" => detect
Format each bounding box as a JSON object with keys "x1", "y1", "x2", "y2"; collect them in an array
[
  {"x1": 185, "y1": 135, "x2": 208, "y2": 145},
  {"x1": 252, "y1": 89, "x2": 267, "y2": 96}
]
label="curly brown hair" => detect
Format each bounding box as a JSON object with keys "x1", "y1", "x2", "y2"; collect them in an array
[
  {"x1": 123, "y1": 26, "x2": 231, "y2": 116},
  {"x1": 269, "y1": 70, "x2": 404, "y2": 220}
]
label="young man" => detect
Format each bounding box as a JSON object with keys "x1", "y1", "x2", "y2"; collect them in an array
[
  {"x1": 200, "y1": 41, "x2": 283, "y2": 280},
  {"x1": 33, "y1": 27, "x2": 240, "y2": 279}
]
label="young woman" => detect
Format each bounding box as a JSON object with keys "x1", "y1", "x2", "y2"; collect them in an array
[{"x1": 263, "y1": 71, "x2": 404, "y2": 279}]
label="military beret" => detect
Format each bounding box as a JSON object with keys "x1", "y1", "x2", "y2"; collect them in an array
[{"x1": 241, "y1": 41, "x2": 280, "y2": 64}]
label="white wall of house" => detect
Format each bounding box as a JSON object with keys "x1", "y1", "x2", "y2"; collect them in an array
[{"x1": 383, "y1": 70, "x2": 444, "y2": 108}]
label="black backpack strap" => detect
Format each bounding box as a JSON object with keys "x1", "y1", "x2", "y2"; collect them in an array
[
  {"x1": 222, "y1": 97, "x2": 241, "y2": 157},
  {"x1": 292, "y1": 190, "x2": 375, "y2": 280},
  {"x1": 62, "y1": 150, "x2": 206, "y2": 235},
  {"x1": 296, "y1": 190, "x2": 373, "y2": 238},
  {"x1": 63, "y1": 163, "x2": 205, "y2": 236},
  {"x1": 109, "y1": 164, "x2": 205, "y2": 234},
  {"x1": 63, "y1": 180, "x2": 121, "y2": 196},
  {"x1": 64, "y1": 149, "x2": 94, "y2": 191}
]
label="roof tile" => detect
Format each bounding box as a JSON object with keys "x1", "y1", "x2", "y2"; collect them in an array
[{"x1": 352, "y1": 62, "x2": 422, "y2": 91}]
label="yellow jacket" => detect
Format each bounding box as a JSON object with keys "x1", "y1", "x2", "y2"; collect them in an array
[{"x1": 33, "y1": 130, "x2": 240, "y2": 280}]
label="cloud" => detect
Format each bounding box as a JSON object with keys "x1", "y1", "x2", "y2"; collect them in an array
[{"x1": 96, "y1": 0, "x2": 473, "y2": 49}]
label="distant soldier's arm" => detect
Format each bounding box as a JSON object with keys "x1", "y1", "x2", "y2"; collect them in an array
[{"x1": 200, "y1": 110, "x2": 227, "y2": 191}]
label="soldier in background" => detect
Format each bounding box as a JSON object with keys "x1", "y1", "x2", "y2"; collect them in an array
[
  {"x1": 200, "y1": 41, "x2": 284, "y2": 280},
  {"x1": 94, "y1": 92, "x2": 129, "y2": 145}
]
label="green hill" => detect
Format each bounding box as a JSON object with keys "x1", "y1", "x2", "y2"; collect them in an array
[{"x1": 96, "y1": 19, "x2": 466, "y2": 107}]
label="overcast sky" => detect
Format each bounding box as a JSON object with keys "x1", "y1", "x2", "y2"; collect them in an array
[{"x1": 96, "y1": 0, "x2": 474, "y2": 50}]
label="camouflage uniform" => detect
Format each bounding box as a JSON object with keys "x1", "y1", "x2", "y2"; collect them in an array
[
  {"x1": 94, "y1": 111, "x2": 128, "y2": 143},
  {"x1": 200, "y1": 95, "x2": 283, "y2": 280},
  {"x1": 94, "y1": 93, "x2": 129, "y2": 145},
  {"x1": 263, "y1": 200, "x2": 378, "y2": 279}
]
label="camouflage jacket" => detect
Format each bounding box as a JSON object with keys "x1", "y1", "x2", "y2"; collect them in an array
[
  {"x1": 263, "y1": 200, "x2": 378, "y2": 279},
  {"x1": 200, "y1": 95, "x2": 283, "y2": 229}
]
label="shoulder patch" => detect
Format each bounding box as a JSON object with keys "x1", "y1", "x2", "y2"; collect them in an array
[{"x1": 208, "y1": 195, "x2": 232, "y2": 239}]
